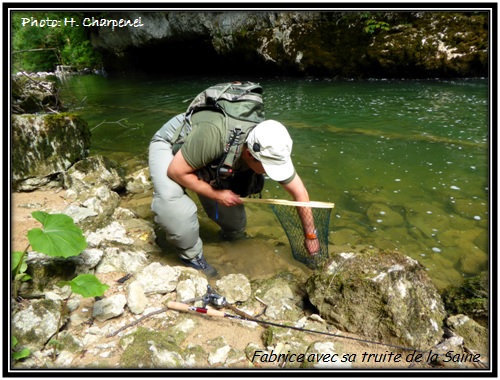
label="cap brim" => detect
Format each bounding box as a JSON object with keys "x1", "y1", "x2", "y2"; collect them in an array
[{"x1": 262, "y1": 159, "x2": 295, "y2": 182}]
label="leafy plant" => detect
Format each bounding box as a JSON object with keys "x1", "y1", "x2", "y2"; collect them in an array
[
  {"x1": 12, "y1": 211, "x2": 87, "y2": 298},
  {"x1": 363, "y1": 19, "x2": 391, "y2": 34},
  {"x1": 27, "y1": 211, "x2": 87, "y2": 258},
  {"x1": 11, "y1": 336, "x2": 30, "y2": 362},
  {"x1": 11, "y1": 250, "x2": 32, "y2": 298},
  {"x1": 57, "y1": 274, "x2": 109, "y2": 298},
  {"x1": 11, "y1": 211, "x2": 109, "y2": 362}
]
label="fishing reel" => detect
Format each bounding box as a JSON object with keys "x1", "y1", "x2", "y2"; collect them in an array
[{"x1": 201, "y1": 285, "x2": 227, "y2": 308}]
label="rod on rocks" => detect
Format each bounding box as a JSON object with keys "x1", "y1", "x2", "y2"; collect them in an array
[{"x1": 164, "y1": 301, "x2": 427, "y2": 354}]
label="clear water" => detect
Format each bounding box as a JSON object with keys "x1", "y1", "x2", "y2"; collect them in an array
[{"x1": 58, "y1": 75, "x2": 490, "y2": 290}]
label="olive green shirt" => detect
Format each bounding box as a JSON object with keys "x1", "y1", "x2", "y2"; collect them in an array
[{"x1": 181, "y1": 110, "x2": 296, "y2": 184}]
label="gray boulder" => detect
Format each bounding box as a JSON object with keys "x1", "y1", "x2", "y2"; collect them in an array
[
  {"x1": 63, "y1": 155, "x2": 126, "y2": 193},
  {"x1": 63, "y1": 155, "x2": 126, "y2": 230},
  {"x1": 305, "y1": 250, "x2": 447, "y2": 350},
  {"x1": 216, "y1": 273, "x2": 252, "y2": 304},
  {"x1": 446, "y1": 314, "x2": 488, "y2": 355},
  {"x1": 12, "y1": 298, "x2": 66, "y2": 351},
  {"x1": 12, "y1": 113, "x2": 90, "y2": 191},
  {"x1": 12, "y1": 75, "x2": 64, "y2": 114}
]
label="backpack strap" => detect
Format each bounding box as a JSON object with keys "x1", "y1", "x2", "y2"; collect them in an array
[
  {"x1": 172, "y1": 83, "x2": 234, "y2": 145},
  {"x1": 220, "y1": 127, "x2": 244, "y2": 168},
  {"x1": 169, "y1": 114, "x2": 188, "y2": 144}
]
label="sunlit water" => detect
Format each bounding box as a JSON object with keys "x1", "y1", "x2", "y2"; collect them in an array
[{"x1": 58, "y1": 75, "x2": 490, "y2": 291}]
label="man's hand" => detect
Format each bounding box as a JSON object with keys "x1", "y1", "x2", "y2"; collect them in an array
[
  {"x1": 304, "y1": 237, "x2": 320, "y2": 256},
  {"x1": 215, "y1": 189, "x2": 244, "y2": 207}
]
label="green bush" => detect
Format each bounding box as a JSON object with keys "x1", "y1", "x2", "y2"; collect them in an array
[{"x1": 11, "y1": 11, "x2": 101, "y2": 72}]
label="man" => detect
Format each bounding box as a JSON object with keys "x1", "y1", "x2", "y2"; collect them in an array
[{"x1": 149, "y1": 109, "x2": 319, "y2": 277}]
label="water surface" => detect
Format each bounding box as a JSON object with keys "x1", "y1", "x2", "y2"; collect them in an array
[{"x1": 59, "y1": 75, "x2": 490, "y2": 290}]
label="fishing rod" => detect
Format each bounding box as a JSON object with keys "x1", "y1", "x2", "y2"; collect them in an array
[
  {"x1": 105, "y1": 286, "x2": 487, "y2": 368},
  {"x1": 165, "y1": 300, "x2": 428, "y2": 354}
]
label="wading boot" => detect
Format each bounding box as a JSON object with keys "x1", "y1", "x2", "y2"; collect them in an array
[
  {"x1": 219, "y1": 229, "x2": 248, "y2": 242},
  {"x1": 181, "y1": 253, "x2": 218, "y2": 278}
]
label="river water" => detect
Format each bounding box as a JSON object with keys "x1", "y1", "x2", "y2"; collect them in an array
[{"x1": 58, "y1": 74, "x2": 490, "y2": 291}]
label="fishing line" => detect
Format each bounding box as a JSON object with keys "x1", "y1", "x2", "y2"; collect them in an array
[
  {"x1": 105, "y1": 296, "x2": 487, "y2": 368},
  {"x1": 165, "y1": 301, "x2": 429, "y2": 354}
]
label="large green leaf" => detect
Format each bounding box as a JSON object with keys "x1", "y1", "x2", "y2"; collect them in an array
[
  {"x1": 58, "y1": 274, "x2": 109, "y2": 298},
  {"x1": 12, "y1": 336, "x2": 30, "y2": 361},
  {"x1": 27, "y1": 211, "x2": 87, "y2": 258},
  {"x1": 11, "y1": 251, "x2": 26, "y2": 273}
]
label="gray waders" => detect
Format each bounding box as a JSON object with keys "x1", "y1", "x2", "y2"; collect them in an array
[{"x1": 148, "y1": 114, "x2": 247, "y2": 261}]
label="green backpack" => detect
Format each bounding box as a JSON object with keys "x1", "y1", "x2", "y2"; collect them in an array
[
  {"x1": 172, "y1": 81, "x2": 265, "y2": 146},
  {"x1": 171, "y1": 81, "x2": 266, "y2": 197},
  {"x1": 186, "y1": 81, "x2": 264, "y2": 124}
]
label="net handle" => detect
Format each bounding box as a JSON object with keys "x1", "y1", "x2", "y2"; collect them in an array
[{"x1": 239, "y1": 197, "x2": 334, "y2": 209}]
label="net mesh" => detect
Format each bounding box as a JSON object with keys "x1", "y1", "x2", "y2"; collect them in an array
[{"x1": 271, "y1": 204, "x2": 332, "y2": 269}]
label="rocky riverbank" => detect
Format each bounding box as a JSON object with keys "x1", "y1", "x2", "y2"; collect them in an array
[{"x1": 10, "y1": 159, "x2": 489, "y2": 372}]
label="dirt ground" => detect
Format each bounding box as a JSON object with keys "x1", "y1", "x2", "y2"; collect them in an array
[
  {"x1": 10, "y1": 189, "x2": 487, "y2": 372},
  {"x1": 11, "y1": 189, "x2": 72, "y2": 252}
]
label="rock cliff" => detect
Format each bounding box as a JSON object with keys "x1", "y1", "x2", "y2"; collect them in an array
[{"x1": 88, "y1": 11, "x2": 488, "y2": 78}]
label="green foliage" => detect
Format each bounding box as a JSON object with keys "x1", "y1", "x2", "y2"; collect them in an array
[
  {"x1": 11, "y1": 11, "x2": 101, "y2": 72},
  {"x1": 11, "y1": 336, "x2": 30, "y2": 362},
  {"x1": 27, "y1": 211, "x2": 87, "y2": 258},
  {"x1": 58, "y1": 274, "x2": 109, "y2": 298},
  {"x1": 363, "y1": 19, "x2": 391, "y2": 34},
  {"x1": 11, "y1": 251, "x2": 31, "y2": 282},
  {"x1": 442, "y1": 273, "x2": 488, "y2": 326},
  {"x1": 11, "y1": 249, "x2": 32, "y2": 300},
  {"x1": 12, "y1": 211, "x2": 109, "y2": 363}
]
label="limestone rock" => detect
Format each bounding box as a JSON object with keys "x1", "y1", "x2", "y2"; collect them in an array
[
  {"x1": 175, "y1": 268, "x2": 209, "y2": 305},
  {"x1": 12, "y1": 299, "x2": 65, "y2": 351},
  {"x1": 135, "y1": 262, "x2": 179, "y2": 295},
  {"x1": 216, "y1": 273, "x2": 252, "y2": 304},
  {"x1": 90, "y1": 12, "x2": 487, "y2": 78},
  {"x1": 125, "y1": 167, "x2": 152, "y2": 194},
  {"x1": 63, "y1": 155, "x2": 126, "y2": 193},
  {"x1": 12, "y1": 113, "x2": 90, "y2": 191},
  {"x1": 12, "y1": 75, "x2": 65, "y2": 114},
  {"x1": 305, "y1": 250, "x2": 447, "y2": 350},
  {"x1": 446, "y1": 314, "x2": 488, "y2": 355},
  {"x1": 127, "y1": 281, "x2": 148, "y2": 315},
  {"x1": 92, "y1": 294, "x2": 127, "y2": 322}
]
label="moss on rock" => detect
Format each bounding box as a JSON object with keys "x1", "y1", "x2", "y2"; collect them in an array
[
  {"x1": 306, "y1": 250, "x2": 446, "y2": 350},
  {"x1": 442, "y1": 272, "x2": 488, "y2": 327},
  {"x1": 12, "y1": 112, "x2": 91, "y2": 191}
]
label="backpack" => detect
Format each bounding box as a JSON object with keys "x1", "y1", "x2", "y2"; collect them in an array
[
  {"x1": 171, "y1": 81, "x2": 266, "y2": 197},
  {"x1": 171, "y1": 81, "x2": 265, "y2": 148},
  {"x1": 186, "y1": 81, "x2": 264, "y2": 124}
]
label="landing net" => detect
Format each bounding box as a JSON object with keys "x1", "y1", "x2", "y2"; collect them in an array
[{"x1": 270, "y1": 202, "x2": 334, "y2": 269}]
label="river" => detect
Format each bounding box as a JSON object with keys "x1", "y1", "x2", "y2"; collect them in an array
[{"x1": 58, "y1": 74, "x2": 490, "y2": 291}]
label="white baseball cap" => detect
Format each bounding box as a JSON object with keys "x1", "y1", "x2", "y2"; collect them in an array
[{"x1": 246, "y1": 120, "x2": 295, "y2": 182}]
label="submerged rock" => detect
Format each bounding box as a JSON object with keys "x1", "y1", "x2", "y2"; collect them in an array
[{"x1": 442, "y1": 272, "x2": 488, "y2": 327}]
